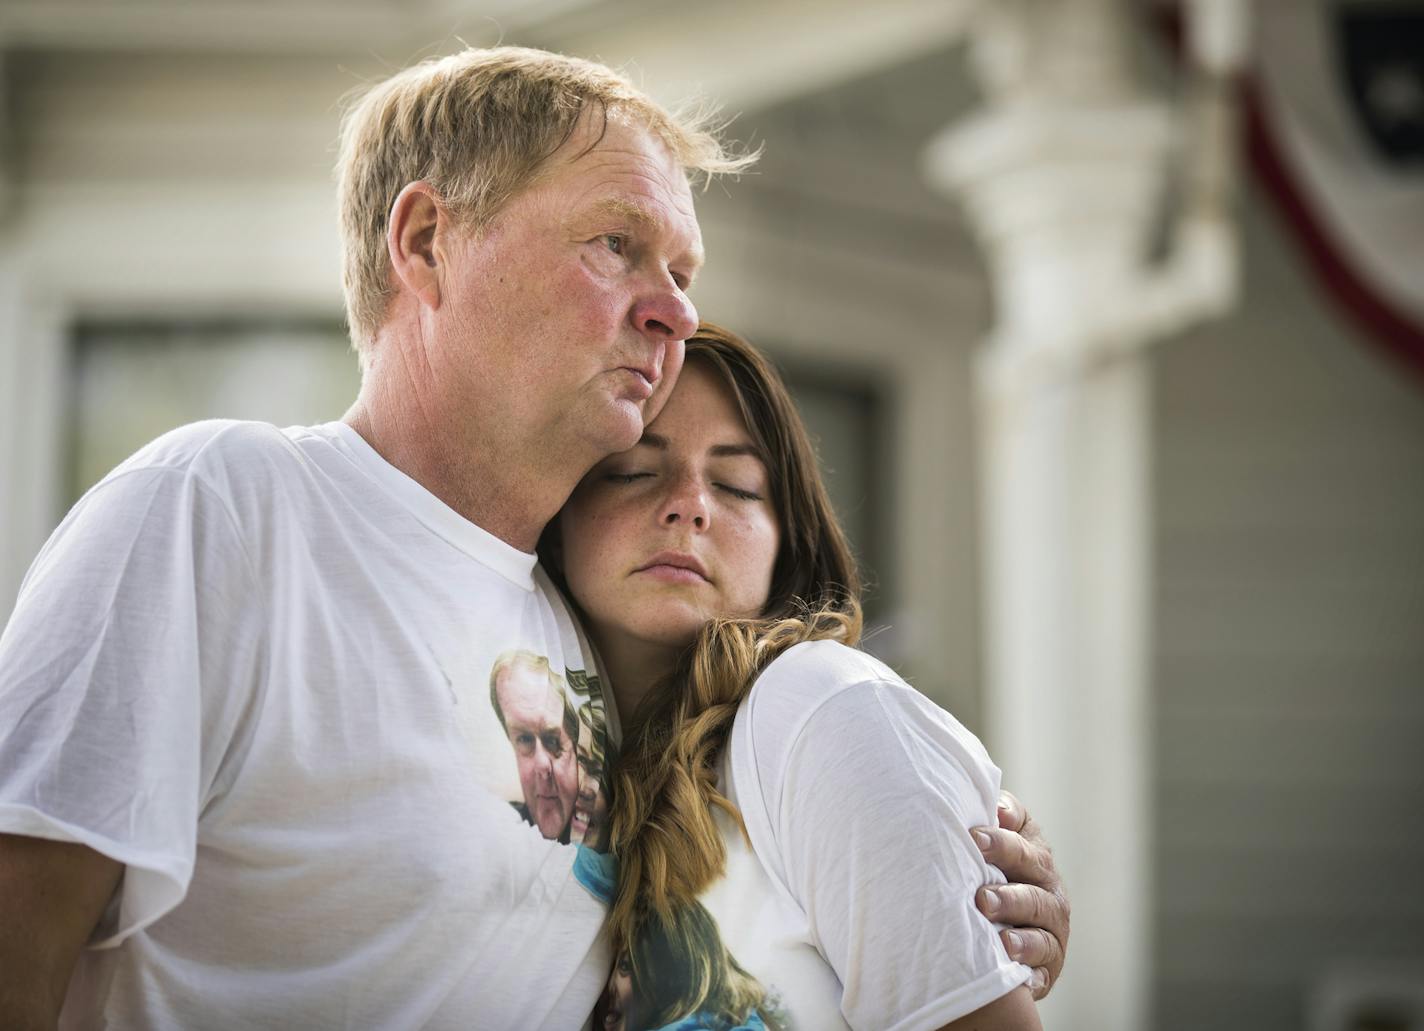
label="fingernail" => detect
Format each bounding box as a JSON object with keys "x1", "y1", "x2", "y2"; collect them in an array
[
  {"x1": 973, "y1": 830, "x2": 993, "y2": 851},
  {"x1": 1006, "y1": 931, "x2": 1023, "y2": 957},
  {"x1": 1031, "y1": 969, "x2": 1047, "y2": 992},
  {"x1": 982, "y1": 888, "x2": 1001, "y2": 914}
]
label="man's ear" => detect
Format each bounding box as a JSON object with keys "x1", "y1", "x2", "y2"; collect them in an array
[{"x1": 387, "y1": 181, "x2": 445, "y2": 311}]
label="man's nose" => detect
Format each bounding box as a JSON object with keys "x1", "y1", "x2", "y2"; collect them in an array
[{"x1": 632, "y1": 277, "x2": 698, "y2": 343}]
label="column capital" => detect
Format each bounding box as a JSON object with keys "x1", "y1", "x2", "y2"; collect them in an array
[{"x1": 922, "y1": 1, "x2": 1240, "y2": 384}]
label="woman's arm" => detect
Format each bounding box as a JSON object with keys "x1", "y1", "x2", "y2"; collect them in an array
[
  {"x1": 744, "y1": 644, "x2": 1040, "y2": 1030},
  {"x1": 940, "y1": 985, "x2": 1042, "y2": 1031}
]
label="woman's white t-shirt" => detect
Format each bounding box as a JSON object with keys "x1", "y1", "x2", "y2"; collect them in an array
[{"x1": 604, "y1": 640, "x2": 1031, "y2": 1031}]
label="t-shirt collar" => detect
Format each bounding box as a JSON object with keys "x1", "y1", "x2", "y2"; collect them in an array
[{"x1": 321, "y1": 421, "x2": 539, "y2": 590}]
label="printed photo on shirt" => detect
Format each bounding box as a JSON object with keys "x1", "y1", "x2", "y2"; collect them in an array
[
  {"x1": 487, "y1": 649, "x2": 614, "y2": 851},
  {"x1": 567, "y1": 664, "x2": 614, "y2": 853},
  {"x1": 596, "y1": 901, "x2": 788, "y2": 1031}
]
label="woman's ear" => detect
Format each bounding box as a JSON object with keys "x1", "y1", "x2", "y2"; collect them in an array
[{"x1": 387, "y1": 181, "x2": 444, "y2": 311}]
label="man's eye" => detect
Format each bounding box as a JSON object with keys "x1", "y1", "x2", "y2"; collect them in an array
[
  {"x1": 540, "y1": 731, "x2": 565, "y2": 757},
  {"x1": 604, "y1": 234, "x2": 625, "y2": 254}
]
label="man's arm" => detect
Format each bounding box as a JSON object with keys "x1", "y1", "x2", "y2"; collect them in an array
[
  {"x1": 973, "y1": 791, "x2": 1070, "y2": 1000},
  {"x1": 0, "y1": 834, "x2": 121, "y2": 1029}
]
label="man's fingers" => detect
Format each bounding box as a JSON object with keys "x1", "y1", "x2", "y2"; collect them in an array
[
  {"x1": 996, "y1": 789, "x2": 1048, "y2": 850},
  {"x1": 976, "y1": 883, "x2": 1070, "y2": 947},
  {"x1": 986, "y1": 789, "x2": 1069, "y2": 998},
  {"x1": 999, "y1": 926, "x2": 1064, "y2": 979},
  {"x1": 979, "y1": 885, "x2": 1068, "y2": 998},
  {"x1": 972, "y1": 824, "x2": 1059, "y2": 892},
  {"x1": 995, "y1": 790, "x2": 1027, "y2": 834}
]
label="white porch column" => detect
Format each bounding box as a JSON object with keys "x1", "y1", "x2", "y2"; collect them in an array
[
  {"x1": 923, "y1": 1, "x2": 1246, "y2": 1028},
  {"x1": 0, "y1": 243, "x2": 69, "y2": 624}
]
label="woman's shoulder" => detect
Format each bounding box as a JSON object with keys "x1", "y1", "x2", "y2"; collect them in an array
[
  {"x1": 752, "y1": 638, "x2": 901, "y2": 704},
  {"x1": 739, "y1": 638, "x2": 997, "y2": 790},
  {"x1": 737, "y1": 640, "x2": 918, "y2": 773}
]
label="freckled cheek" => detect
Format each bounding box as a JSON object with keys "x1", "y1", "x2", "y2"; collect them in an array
[{"x1": 719, "y1": 517, "x2": 780, "y2": 600}]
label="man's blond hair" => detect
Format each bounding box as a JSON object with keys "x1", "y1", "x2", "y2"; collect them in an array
[{"x1": 336, "y1": 46, "x2": 753, "y2": 365}]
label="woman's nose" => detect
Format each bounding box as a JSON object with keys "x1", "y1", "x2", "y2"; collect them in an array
[{"x1": 659, "y1": 477, "x2": 709, "y2": 529}]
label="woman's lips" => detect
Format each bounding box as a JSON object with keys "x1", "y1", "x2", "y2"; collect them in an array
[
  {"x1": 636, "y1": 563, "x2": 709, "y2": 584},
  {"x1": 601, "y1": 987, "x2": 623, "y2": 1030},
  {"x1": 636, "y1": 552, "x2": 710, "y2": 583}
]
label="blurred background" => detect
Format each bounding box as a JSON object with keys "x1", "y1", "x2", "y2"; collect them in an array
[{"x1": 0, "y1": 0, "x2": 1420, "y2": 1028}]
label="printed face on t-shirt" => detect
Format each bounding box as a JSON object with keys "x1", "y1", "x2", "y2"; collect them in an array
[
  {"x1": 600, "y1": 950, "x2": 642, "y2": 1031},
  {"x1": 494, "y1": 663, "x2": 578, "y2": 839},
  {"x1": 572, "y1": 744, "x2": 608, "y2": 849}
]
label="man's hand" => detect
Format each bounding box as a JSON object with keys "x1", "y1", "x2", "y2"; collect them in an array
[{"x1": 973, "y1": 791, "x2": 1069, "y2": 1000}]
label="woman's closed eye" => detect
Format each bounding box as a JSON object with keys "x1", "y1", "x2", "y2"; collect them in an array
[
  {"x1": 604, "y1": 471, "x2": 653, "y2": 485},
  {"x1": 716, "y1": 482, "x2": 763, "y2": 502}
]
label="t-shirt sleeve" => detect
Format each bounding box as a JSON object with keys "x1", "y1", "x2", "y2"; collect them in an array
[
  {"x1": 0, "y1": 464, "x2": 262, "y2": 946},
  {"x1": 746, "y1": 643, "x2": 1031, "y2": 1031}
]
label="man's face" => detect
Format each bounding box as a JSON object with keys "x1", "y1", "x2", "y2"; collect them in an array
[
  {"x1": 435, "y1": 112, "x2": 704, "y2": 467},
  {"x1": 495, "y1": 665, "x2": 578, "y2": 839}
]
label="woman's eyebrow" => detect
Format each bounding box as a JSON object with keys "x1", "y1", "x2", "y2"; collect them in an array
[
  {"x1": 635, "y1": 434, "x2": 759, "y2": 460},
  {"x1": 708, "y1": 444, "x2": 761, "y2": 459}
]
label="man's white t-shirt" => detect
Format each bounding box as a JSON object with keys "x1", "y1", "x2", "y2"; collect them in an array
[
  {"x1": 0, "y1": 420, "x2": 617, "y2": 1029},
  {"x1": 597, "y1": 640, "x2": 1031, "y2": 1031}
]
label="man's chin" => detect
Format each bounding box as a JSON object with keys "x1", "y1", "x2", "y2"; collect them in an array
[
  {"x1": 585, "y1": 404, "x2": 647, "y2": 458},
  {"x1": 534, "y1": 806, "x2": 567, "y2": 839},
  {"x1": 611, "y1": 398, "x2": 651, "y2": 442}
]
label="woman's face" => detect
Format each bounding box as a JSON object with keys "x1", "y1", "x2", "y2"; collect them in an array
[
  {"x1": 598, "y1": 950, "x2": 639, "y2": 1031},
  {"x1": 560, "y1": 360, "x2": 781, "y2": 655}
]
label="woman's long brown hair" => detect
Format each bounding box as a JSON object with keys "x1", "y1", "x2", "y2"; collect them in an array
[{"x1": 603, "y1": 323, "x2": 863, "y2": 963}]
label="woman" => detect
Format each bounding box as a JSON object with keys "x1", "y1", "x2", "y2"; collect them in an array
[
  {"x1": 551, "y1": 324, "x2": 1042, "y2": 1031},
  {"x1": 599, "y1": 900, "x2": 782, "y2": 1031}
]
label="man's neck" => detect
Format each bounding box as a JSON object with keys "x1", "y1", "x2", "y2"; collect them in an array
[{"x1": 343, "y1": 365, "x2": 589, "y2": 554}]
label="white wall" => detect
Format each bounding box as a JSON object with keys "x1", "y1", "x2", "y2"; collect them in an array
[
  {"x1": 0, "y1": 51, "x2": 354, "y2": 618},
  {"x1": 1150, "y1": 179, "x2": 1424, "y2": 1030}
]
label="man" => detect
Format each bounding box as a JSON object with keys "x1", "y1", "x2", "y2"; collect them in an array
[
  {"x1": 0, "y1": 47, "x2": 1067, "y2": 1027},
  {"x1": 489, "y1": 650, "x2": 581, "y2": 841}
]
